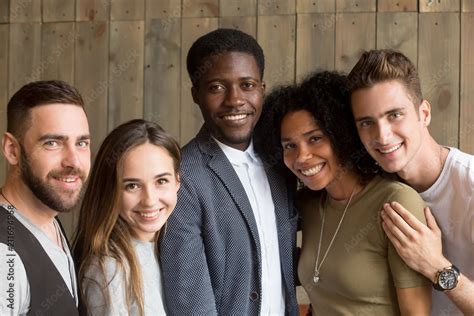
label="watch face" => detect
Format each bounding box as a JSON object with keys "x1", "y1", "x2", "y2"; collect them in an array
[{"x1": 439, "y1": 269, "x2": 457, "y2": 290}]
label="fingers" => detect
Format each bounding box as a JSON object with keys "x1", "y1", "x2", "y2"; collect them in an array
[
  {"x1": 382, "y1": 221, "x2": 403, "y2": 251},
  {"x1": 390, "y1": 201, "x2": 425, "y2": 231},
  {"x1": 382, "y1": 202, "x2": 417, "y2": 236},
  {"x1": 424, "y1": 207, "x2": 441, "y2": 234},
  {"x1": 381, "y1": 207, "x2": 411, "y2": 246}
]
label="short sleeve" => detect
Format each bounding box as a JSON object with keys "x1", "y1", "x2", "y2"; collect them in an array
[
  {"x1": 386, "y1": 185, "x2": 432, "y2": 288},
  {"x1": 0, "y1": 243, "x2": 30, "y2": 315}
]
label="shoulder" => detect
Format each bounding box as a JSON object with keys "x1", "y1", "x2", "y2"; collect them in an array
[
  {"x1": 82, "y1": 256, "x2": 125, "y2": 287},
  {"x1": 447, "y1": 148, "x2": 474, "y2": 186}
]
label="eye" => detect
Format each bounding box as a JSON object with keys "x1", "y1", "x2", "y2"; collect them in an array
[
  {"x1": 359, "y1": 120, "x2": 373, "y2": 128},
  {"x1": 157, "y1": 178, "x2": 169, "y2": 185},
  {"x1": 125, "y1": 183, "x2": 140, "y2": 192},
  {"x1": 389, "y1": 112, "x2": 402, "y2": 119},
  {"x1": 44, "y1": 140, "x2": 59, "y2": 148},
  {"x1": 77, "y1": 140, "x2": 90, "y2": 148},
  {"x1": 241, "y1": 81, "x2": 256, "y2": 90},
  {"x1": 281, "y1": 142, "x2": 296, "y2": 151},
  {"x1": 209, "y1": 84, "x2": 225, "y2": 92},
  {"x1": 309, "y1": 135, "x2": 322, "y2": 143}
]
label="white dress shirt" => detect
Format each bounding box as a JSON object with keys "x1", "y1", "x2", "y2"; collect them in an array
[{"x1": 215, "y1": 139, "x2": 285, "y2": 315}]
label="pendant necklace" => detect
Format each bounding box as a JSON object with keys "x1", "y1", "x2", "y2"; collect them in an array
[{"x1": 313, "y1": 185, "x2": 356, "y2": 284}]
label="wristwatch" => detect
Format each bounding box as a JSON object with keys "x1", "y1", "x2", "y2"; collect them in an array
[{"x1": 433, "y1": 265, "x2": 460, "y2": 291}]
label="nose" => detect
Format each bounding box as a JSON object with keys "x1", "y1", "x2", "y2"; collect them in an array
[
  {"x1": 225, "y1": 86, "x2": 245, "y2": 108},
  {"x1": 295, "y1": 143, "x2": 312, "y2": 164},
  {"x1": 374, "y1": 122, "x2": 392, "y2": 145},
  {"x1": 141, "y1": 185, "x2": 158, "y2": 208},
  {"x1": 62, "y1": 145, "x2": 81, "y2": 169}
]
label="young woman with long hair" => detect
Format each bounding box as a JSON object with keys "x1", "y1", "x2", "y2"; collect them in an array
[{"x1": 73, "y1": 119, "x2": 181, "y2": 315}]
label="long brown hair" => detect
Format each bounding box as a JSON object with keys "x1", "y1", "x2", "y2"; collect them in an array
[{"x1": 73, "y1": 119, "x2": 180, "y2": 316}]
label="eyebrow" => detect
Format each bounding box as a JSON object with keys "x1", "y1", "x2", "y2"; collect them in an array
[
  {"x1": 203, "y1": 76, "x2": 260, "y2": 84},
  {"x1": 38, "y1": 134, "x2": 91, "y2": 142},
  {"x1": 281, "y1": 128, "x2": 321, "y2": 142},
  {"x1": 122, "y1": 173, "x2": 173, "y2": 182},
  {"x1": 354, "y1": 107, "x2": 405, "y2": 122}
]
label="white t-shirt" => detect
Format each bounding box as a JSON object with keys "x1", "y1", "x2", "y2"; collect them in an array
[
  {"x1": 0, "y1": 205, "x2": 78, "y2": 316},
  {"x1": 82, "y1": 239, "x2": 166, "y2": 316},
  {"x1": 419, "y1": 147, "x2": 474, "y2": 316}
]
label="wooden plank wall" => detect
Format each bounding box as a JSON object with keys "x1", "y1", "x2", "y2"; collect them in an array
[{"x1": 0, "y1": 1, "x2": 472, "y2": 236}]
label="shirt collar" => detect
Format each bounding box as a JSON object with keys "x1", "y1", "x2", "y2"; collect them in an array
[{"x1": 213, "y1": 138, "x2": 261, "y2": 166}]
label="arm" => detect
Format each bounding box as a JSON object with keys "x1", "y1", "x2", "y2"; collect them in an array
[
  {"x1": 396, "y1": 286, "x2": 431, "y2": 316},
  {"x1": 159, "y1": 177, "x2": 218, "y2": 315},
  {"x1": 382, "y1": 202, "x2": 474, "y2": 315}
]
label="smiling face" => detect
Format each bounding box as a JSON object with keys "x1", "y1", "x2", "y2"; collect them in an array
[
  {"x1": 118, "y1": 142, "x2": 180, "y2": 242},
  {"x1": 281, "y1": 110, "x2": 342, "y2": 192},
  {"x1": 19, "y1": 103, "x2": 91, "y2": 213},
  {"x1": 351, "y1": 80, "x2": 430, "y2": 174},
  {"x1": 191, "y1": 51, "x2": 265, "y2": 151}
]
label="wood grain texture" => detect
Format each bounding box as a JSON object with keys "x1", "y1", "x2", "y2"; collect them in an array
[
  {"x1": 75, "y1": 21, "x2": 109, "y2": 155},
  {"x1": 219, "y1": 16, "x2": 257, "y2": 37},
  {"x1": 419, "y1": 13, "x2": 460, "y2": 147},
  {"x1": 111, "y1": 0, "x2": 145, "y2": 20},
  {"x1": 8, "y1": 23, "x2": 41, "y2": 96},
  {"x1": 258, "y1": 0, "x2": 296, "y2": 15},
  {"x1": 76, "y1": 0, "x2": 110, "y2": 21},
  {"x1": 460, "y1": 12, "x2": 474, "y2": 153},
  {"x1": 336, "y1": 0, "x2": 376, "y2": 12},
  {"x1": 40, "y1": 23, "x2": 75, "y2": 83},
  {"x1": 220, "y1": 0, "x2": 256, "y2": 16},
  {"x1": 183, "y1": 0, "x2": 218, "y2": 17},
  {"x1": 296, "y1": 13, "x2": 335, "y2": 79},
  {"x1": 377, "y1": 0, "x2": 417, "y2": 11},
  {"x1": 335, "y1": 13, "x2": 376, "y2": 72},
  {"x1": 376, "y1": 12, "x2": 417, "y2": 63},
  {"x1": 0, "y1": 0, "x2": 9, "y2": 23},
  {"x1": 108, "y1": 21, "x2": 145, "y2": 130},
  {"x1": 257, "y1": 15, "x2": 296, "y2": 89},
  {"x1": 419, "y1": 0, "x2": 460, "y2": 12},
  {"x1": 296, "y1": 0, "x2": 335, "y2": 13},
  {"x1": 462, "y1": 0, "x2": 474, "y2": 11},
  {"x1": 146, "y1": 0, "x2": 181, "y2": 19},
  {"x1": 9, "y1": 0, "x2": 41, "y2": 22},
  {"x1": 180, "y1": 17, "x2": 218, "y2": 145},
  {"x1": 0, "y1": 24, "x2": 7, "y2": 185},
  {"x1": 144, "y1": 18, "x2": 181, "y2": 140},
  {"x1": 43, "y1": 0, "x2": 75, "y2": 22}
]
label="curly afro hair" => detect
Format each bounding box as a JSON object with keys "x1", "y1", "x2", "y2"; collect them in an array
[
  {"x1": 186, "y1": 28, "x2": 265, "y2": 86},
  {"x1": 254, "y1": 71, "x2": 379, "y2": 184}
]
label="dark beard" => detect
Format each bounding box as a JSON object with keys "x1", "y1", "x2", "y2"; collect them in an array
[{"x1": 19, "y1": 148, "x2": 86, "y2": 213}]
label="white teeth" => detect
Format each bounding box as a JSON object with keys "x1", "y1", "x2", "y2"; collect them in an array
[
  {"x1": 223, "y1": 114, "x2": 247, "y2": 121},
  {"x1": 139, "y1": 211, "x2": 159, "y2": 218},
  {"x1": 59, "y1": 178, "x2": 76, "y2": 183},
  {"x1": 300, "y1": 164, "x2": 324, "y2": 176},
  {"x1": 379, "y1": 144, "x2": 402, "y2": 154}
]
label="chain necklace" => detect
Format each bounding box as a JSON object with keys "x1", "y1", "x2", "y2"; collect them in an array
[
  {"x1": 0, "y1": 188, "x2": 17, "y2": 210},
  {"x1": 313, "y1": 185, "x2": 356, "y2": 284}
]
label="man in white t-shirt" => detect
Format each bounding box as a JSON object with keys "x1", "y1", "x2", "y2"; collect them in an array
[
  {"x1": 0, "y1": 80, "x2": 91, "y2": 315},
  {"x1": 348, "y1": 49, "x2": 474, "y2": 315}
]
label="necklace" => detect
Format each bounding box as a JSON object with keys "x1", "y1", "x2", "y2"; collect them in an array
[
  {"x1": 313, "y1": 185, "x2": 356, "y2": 284},
  {"x1": 0, "y1": 189, "x2": 17, "y2": 210}
]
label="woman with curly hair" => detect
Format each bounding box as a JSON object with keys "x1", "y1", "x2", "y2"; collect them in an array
[
  {"x1": 73, "y1": 119, "x2": 181, "y2": 315},
  {"x1": 255, "y1": 71, "x2": 431, "y2": 315}
]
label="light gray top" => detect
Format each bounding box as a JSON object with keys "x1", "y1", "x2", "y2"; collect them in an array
[{"x1": 82, "y1": 239, "x2": 166, "y2": 316}]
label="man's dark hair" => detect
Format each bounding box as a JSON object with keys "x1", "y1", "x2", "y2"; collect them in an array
[
  {"x1": 186, "y1": 28, "x2": 265, "y2": 86},
  {"x1": 7, "y1": 80, "x2": 86, "y2": 139}
]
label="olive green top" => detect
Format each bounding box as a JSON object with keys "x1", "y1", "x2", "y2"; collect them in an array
[{"x1": 298, "y1": 176, "x2": 431, "y2": 315}]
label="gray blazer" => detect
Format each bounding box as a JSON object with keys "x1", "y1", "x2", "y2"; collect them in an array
[{"x1": 160, "y1": 126, "x2": 298, "y2": 315}]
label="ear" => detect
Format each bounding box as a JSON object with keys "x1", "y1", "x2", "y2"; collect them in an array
[
  {"x1": 2, "y1": 132, "x2": 21, "y2": 165},
  {"x1": 261, "y1": 81, "x2": 266, "y2": 95},
  {"x1": 175, "y1": 172, "x2": 181, "y2": 191},
  {"x1": 191, "y1": 86, "x2": 199, "y2": 105},
  {"x1": 418, "y1": 99, "x2": 431, "y2": 126}
]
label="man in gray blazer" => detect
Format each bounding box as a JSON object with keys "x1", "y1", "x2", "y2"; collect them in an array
[{"x1": 160, "y1": 29, "x2": 298, "y2": 315}]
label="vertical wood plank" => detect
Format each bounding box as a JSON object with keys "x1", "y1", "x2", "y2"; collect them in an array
[
  {"x1": 111, "y1": 0, "x2": 145, "y2": 20},
  {"x1": 144, "y1": 18, "x2": 181, "y2": 140},
  {"x1": 419, "y1": 13, "x2": 460, "y2": 147},
  {"x1": 335, "y1": 13, "x2": 375, "y2": 72},
  {"x1": 219, "y1": 16, "x2": 257, "y2": 37},
  {"x1": 180, "y1": 17, "x2": 218, "y2": 145},
  {"x1": 336, "y1": 0, "x2": 376, "y2": 12},
  {"x1": 460, "y1": 13, "x2": 474, "y2": 153},
  {"x1": 258, "y1": 0, "x2": 296, "y2": 15},
  {"x1": 40, "y1": 23, "x2": 75, "y2": 83},
  {"x1": 146, "y1": 0, "x2": 181, "y2": 19},
  {"x1": 296, "y1": 13, "x2": 335, "y2": 79},
  {"x1": 182, "y1": 0, "x2": 218, "y2": 17},
  {"x1": 9, "y1": 23, "x2": 41, "y2": 96},
  {"x1": 257, "y1": 15, "x2": 296, "y2": 89},
  {"x1": 296, "y1": 0, "x2": 335, "y2": 13},
  {"x1": 108, "y1": 21, "x2": 145, "y2": 130},
  {"x1": 10, "y1": 0, "x2": 41, "y2": 22},
  {"x1": 0, "y1": 24, "x2": 8, "y2": 185},
  {"x1": 420, "y1": 0, "x2": 460, "y2": 12},
  {"x1": 76, "y1": 0, "x2": 110, "y2": 21},
  {"x1": 462, "y1": 0, "x2": 474, "y2": 11},
  {"x1": 75, "y1": 21, "x2": 109, "y2": 155},
  {"x1": 378, "y1": 0, "x2": 417, "y2": 11},
  {"x1": 43, "y1": 0, "x2": 75, "y2": 22},
  {"x1": 376, "y1": 12, "x2": 418, "y2": 64},
  {"x1": 220, "y1": 0, "x2": 256, "y2": 16},
  {"x1": 0, "y1": 0, "x2": 9, "y2": 23}
]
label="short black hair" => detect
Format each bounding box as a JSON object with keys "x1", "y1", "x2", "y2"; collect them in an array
[
  {"x1": 186, "y1": 28, "x2": 265, "y2": 86},
  {"x1": 7, "y1": 80, "x2": 86, "y2": 139},
  {"x1": 255, "y1": 71, "x2": 379, "y2": 184}
]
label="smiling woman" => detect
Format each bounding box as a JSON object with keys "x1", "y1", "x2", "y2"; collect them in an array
[{"x1": 72, "y1": 119, "x2": 181, "y2": 316}]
